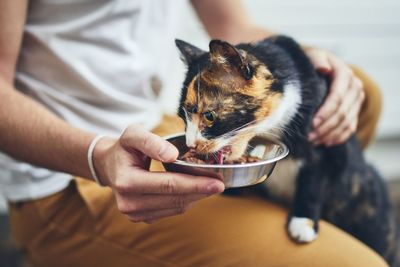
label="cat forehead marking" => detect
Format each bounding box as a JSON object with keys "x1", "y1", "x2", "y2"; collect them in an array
[
  {"x1": 200, "y1": 63, "x2": 274, "y2": 98},
  {"x1": 185, "y1": 78, "x2": 197, "y2": 106},
  {"x1": 254, "y1": 92, "x2": 283, "y2": 119}
]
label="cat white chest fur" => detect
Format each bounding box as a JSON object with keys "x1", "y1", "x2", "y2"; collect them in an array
[{"x1": 255, "y1": 81, "x2": 302, "y2": 201}]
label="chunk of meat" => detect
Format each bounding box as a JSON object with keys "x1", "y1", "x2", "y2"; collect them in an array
[{"x1": 180, "y1": 149, "x2": 261, "y2": 165}]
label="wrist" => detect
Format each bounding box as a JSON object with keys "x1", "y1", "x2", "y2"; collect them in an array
[{"x1": 91, "y1": 136, "x2": 116, "y2": 187}]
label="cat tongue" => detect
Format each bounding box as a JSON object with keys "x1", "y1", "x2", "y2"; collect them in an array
[{"x1": 217, "y1": 150, "x2": 224, "y2": 164}]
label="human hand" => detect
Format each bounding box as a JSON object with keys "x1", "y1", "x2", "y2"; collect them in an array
[
  {"x1": 92, "y1": 125, "x2": 225, "y2": 223},
  {"x1": 304, "y1": 47, "x2": 365, "y2": 146}
]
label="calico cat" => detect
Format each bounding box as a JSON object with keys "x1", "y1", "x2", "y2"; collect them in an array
[{"x1": 175, "y1": 35, "x2": 399, "y2": 266}]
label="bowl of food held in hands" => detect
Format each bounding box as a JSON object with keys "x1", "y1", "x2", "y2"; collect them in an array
[{"x1": 163, "y1": 133, "x2": 289, "y2": 188}]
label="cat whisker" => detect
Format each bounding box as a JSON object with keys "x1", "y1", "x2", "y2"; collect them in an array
[{"x1": 214, "y1": 118, "x2": 265, "y2": 140}]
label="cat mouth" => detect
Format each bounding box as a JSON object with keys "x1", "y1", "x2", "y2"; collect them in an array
[
  {"x1": 216, "y1": 146, "x2": 232, "y2": 164},
  {"x1": 181, "y1": 145, "x2": 232, "y2": 165}
]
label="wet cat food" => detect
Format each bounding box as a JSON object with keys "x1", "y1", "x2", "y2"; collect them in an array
[{"x1": 180, "y1": 149, "x2": 261, "y2": 165}]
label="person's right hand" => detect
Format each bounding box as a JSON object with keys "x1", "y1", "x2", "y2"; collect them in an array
[{"x1": 92, "y1": 125, "x2": 225, "y2": 224}]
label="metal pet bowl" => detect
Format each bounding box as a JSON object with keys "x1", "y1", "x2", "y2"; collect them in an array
[{"x1": 162, "y1": 133, "x2": 289, "y2": 188}]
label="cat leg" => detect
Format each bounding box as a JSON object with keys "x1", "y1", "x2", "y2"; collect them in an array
[{"x1": 288, "y1": 165, "x2": 327, "y2": 243}]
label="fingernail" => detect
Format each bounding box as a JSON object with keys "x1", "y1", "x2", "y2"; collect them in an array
[
  {"x1": 308, "y1": 132, "x2": 317, "y2": 141},
  {"x1": 313, "y1": 117, "x2": 322, "y2": 127},
  {"x1": 317, "y1": 67, "x2": 332, "y2": 74},
  {"x1": 207, "y1": 182, "x2": 224, "y2": 195},
  {"x1": 160, "y1": 143, "x2": 178, "y2": 162}
]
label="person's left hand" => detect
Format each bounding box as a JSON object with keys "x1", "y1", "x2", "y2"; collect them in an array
[{"x1": 304, "y1": 47, "x2": 365, "y2": 146}]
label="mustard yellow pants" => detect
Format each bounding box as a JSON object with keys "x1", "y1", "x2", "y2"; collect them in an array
[{"x1": 9, "y1": 67, "x2": 387, "y2": 267}]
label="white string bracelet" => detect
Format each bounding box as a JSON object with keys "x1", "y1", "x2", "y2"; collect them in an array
[{"x1": 87, "y1": 134, "x2": 107, "y2": 186}]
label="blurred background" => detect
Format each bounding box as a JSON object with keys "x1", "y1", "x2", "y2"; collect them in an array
[{"x1": 1, "y1": 0, "x2": 399, "y2": 266}]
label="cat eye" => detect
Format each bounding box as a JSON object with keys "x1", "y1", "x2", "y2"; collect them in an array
[{"x1": 203, "y1": 111, "x2": 216, "y2": 127}]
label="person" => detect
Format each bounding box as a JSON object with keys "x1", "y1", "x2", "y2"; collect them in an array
[{"x1": 0, "y1": 0, "x2": 386, "y2": 266}]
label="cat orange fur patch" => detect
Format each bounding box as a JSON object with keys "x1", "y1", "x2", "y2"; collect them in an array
[
  {"x1": 241, "y1": 64, "x2": 274, "y2": 97},
  {"x1": 185, "y1": 79, "x2": 197, "y2": 106},
  {"x1": 196, "y1": 140, "x2": 217, "y2": 154},
  {"x1": 254, "y1": 92, "x2": 283, "y2": 120},
  {"x1": 201, "y1": 68, "x2": 244, "y2": 90}
]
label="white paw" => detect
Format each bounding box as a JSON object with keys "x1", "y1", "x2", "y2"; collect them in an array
[{"x1": 288, "y1": 217, "x2": 317, "y2": 243}]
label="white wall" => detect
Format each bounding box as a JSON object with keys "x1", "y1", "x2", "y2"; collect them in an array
[
  {"x1": 159, "y1": 0, "x2": 400, "y2": 139},
  {"x1": 0, "y1": 169, "x2": 9, "y2": 212}
]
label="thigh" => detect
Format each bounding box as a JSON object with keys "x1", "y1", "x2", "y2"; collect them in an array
[
  {"x1": 98, "y1": 187, "x2": 389, "y2": 267},
  {"x1": 9, "y1": 180, "x2": 388, "y2": 267},
  {"x1": 351, "y1": 66, "x2": 382, "y2": 149}
]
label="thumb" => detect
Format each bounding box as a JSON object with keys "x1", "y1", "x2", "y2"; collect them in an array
[
  {"x1": 121, "y1": 125, "x2": 179, "y2": 162},
  {"x1": 308, "y1": 50, "x2": 332, "y2": 74}
]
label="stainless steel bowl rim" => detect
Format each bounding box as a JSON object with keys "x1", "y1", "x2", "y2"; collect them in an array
[{"x1": 164, "y1": 133, "x2": 289, "y2": 169}]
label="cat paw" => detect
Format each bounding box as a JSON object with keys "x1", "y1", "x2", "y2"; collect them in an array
[{"x1": 288, "y1": 217, "x2": 317, "y2": 243}]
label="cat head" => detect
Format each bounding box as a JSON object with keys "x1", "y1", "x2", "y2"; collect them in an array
[{"x1": 175, "y1": 39, "x2": 285, "y2": 160}]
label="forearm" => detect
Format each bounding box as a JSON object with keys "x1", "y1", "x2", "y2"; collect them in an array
[
  {"x1": 0, "y1": 1, "x2": 97, "y2": 179},
  {"x1": 191, "y1": 0, "x2": 275, "y2": 44},
  {"x1": 217, "y1": 25, "x2": 274, "y2": 44},
  {"x1": 0, "y1": 79, "x2": 96, "y2": 179}
]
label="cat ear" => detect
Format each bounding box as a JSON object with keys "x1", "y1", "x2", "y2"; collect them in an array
[
  {"x1": 209, "y1": 40, "x2": 252, "y2": 80},
  {"x1": 175, "y1": 39, "x2": 205, "y2": 65}
]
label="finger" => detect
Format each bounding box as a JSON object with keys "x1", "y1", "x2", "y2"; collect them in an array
[
  {"x1": 308, "y1": 50, "x2": 332, "y2": 73},
  {"x1": 326, "y1": 101, "x2": 361, "y2": 146},
  {"x1": 127, "y1": 207, "x2": 188, "y2": 223},
  {"x1": 313, "y1": 110, "x2": 343, "y2": 140},
  {"x1": 128, "y1": 203, "x2": 198, "y2": 223},
  {"x1": 121, "y1": 125, "x2": 178, "y2": 162},
  {"x1": 313, "y1": 59, "x2": 352, "y2": 128},
  {"x1": 116, "y1": 169, "x2": 225, "y2": 195},
  {"x1": 340, "y1": 75, "x2": 363, "y2": 112},
  {"x1": 318, "y1": 116, "x2": 353, "y2": 146},
  {"x1": 117, "y1": 193, "x2": 208, "y2": 214},
  {"x1": 317, "y1": 76, "x2": 363, "y2": 144},
  {"x1": 143, "y1": 202, "x2": 198, "y2": 224},
  {"x1": 339, "y1": 75, "x2": 363, "y2": 111},
  {"x1": 310, "y1": 72, "x2": 362, "y2": 143},
  {"x1": 333, "y1": 123, "x2": 357, "y2": 145},
  {"x1": 319, "y1": 79, "x2": 359, "y2": 138},
  {"x1": 317, "y1": 97, "x2": 360, "y2": 145}
]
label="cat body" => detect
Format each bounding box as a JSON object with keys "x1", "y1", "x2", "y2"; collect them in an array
[{"x1": 175, "y1": 35, "x2": 398, "y2": 265}]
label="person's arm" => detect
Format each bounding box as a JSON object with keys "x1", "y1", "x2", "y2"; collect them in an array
[
  {"x1": 191, "y1": 0, "x2": 365, "y2": 146},
  {"x1": 0, "y1": 1, "x2": 94, "y2": 178},
  {"x1": 0, "y1": 0, "x2": 224, "y2": 223},
  {"x1": 0, "y1": 0, "x2": 96, "y2": 179},
  {"x1": 191, "y1": 0, "x2": 273, "y2": 44}
]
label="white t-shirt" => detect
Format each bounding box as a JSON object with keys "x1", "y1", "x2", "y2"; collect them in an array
[{"x1": 0, "y1": 0, "x2": 184, "y2": 201}]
